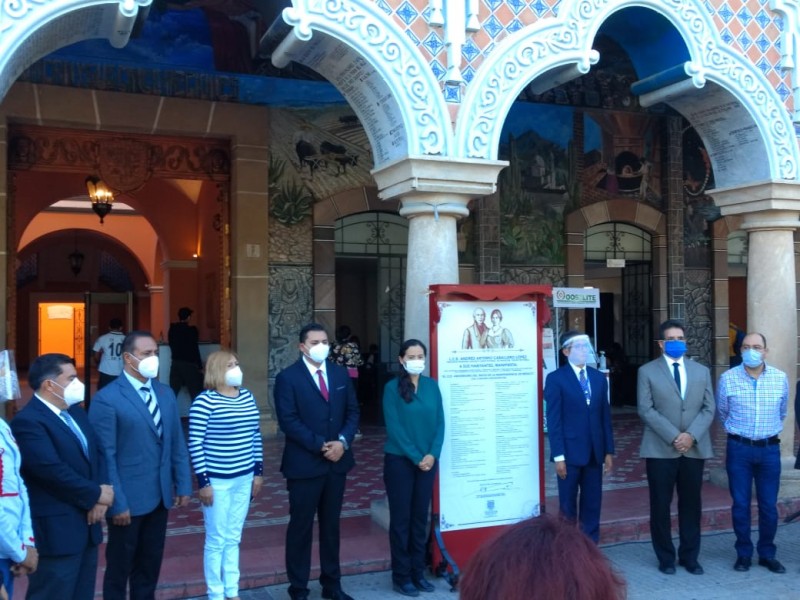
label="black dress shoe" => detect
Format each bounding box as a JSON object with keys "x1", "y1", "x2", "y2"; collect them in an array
[
  {"x1": 758, "y1": 557, "x2": 786, "y2": 573},
  {"x1": 412, "y1": 577, "x2": 436, "y2": 592},
  {"x1": 734, "y1": 557, "x2": 751, "y2": 571},
  {"x1": 678, "y1": 559, "x2": 704, "y2": 575},
  {"x1": 392, "y1": 582, "x2": 420, "y2": 597},
  {"x1": 658, "y1": 564, "x2": 676, "y2": 575},
  {"x1": 322, "y1": 588, "x2": 356, "y2": 600}
]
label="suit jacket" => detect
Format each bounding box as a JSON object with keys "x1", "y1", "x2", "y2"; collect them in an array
[
  {"x1": 637, "y1": 356, "x2": 715, "y2": 459},
  {"x1": 274, "y1": 358, "x2": 359, "y2": 479},
  {"x1": 545, "y1": 364, "x2": 614, "y2": 465},
  {"x1": 11, "y1": 397, "x2": 107, "y2": 556},
  {"x1": 89, "y1": 374, "x2": 192, "y2": 517}
]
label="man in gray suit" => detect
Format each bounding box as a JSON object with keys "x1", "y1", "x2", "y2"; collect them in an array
[
  {"x1": 90, "y1": 330, "x2": 192, "y2": 600},
  {"x1": 637, "y1": 319, "x2": 715, "y2": 576}
]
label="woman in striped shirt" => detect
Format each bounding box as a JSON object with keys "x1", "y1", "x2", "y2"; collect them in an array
[{"x1": 189, "y1": 350, "x2": 263, "y2": 600}]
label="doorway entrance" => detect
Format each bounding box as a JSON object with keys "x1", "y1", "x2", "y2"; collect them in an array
[
  {"x1": 38, "y1": 302, "x2": 85, "y2": 368},
  {"x1": 584, "y1": 221, "x2": 652, "y2": 405},
  {"x1": 334, "y1": 212, "x2": 408, "y2": 424}
]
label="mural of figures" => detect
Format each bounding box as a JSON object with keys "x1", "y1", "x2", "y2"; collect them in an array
[
  {"x1": 497, "y1": 103, "x2": 573, "y2": 265},
  {"x1": 683, "y1": 125, "x2": 720, "y2": 268},
  {"x1": 583, "y1": 111, "x2": 663, "y2": 206}
]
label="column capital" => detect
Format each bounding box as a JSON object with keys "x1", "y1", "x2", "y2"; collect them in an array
[
  {"x1": 712, "y1": 180, "x2": 800, "y2": 216},
  {"x1": 371, "y1": 155, "x2": 507, "y2": 202},
  {"x1": 740, "y1": 209, "x2": 800, "y2": 232}
]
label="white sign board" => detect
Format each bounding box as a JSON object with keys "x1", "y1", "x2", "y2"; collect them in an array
[
  {"x1": 552, "y1": 287, "x2": 600, "y2": 308},
  {"x1": 436, "y1": 301, "x2": 540, "y2": 532}
]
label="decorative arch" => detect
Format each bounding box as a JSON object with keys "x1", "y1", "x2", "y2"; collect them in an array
[
  {"x1": 458, "y1": 0, "x2": 799, "y2": 186},
  {"x1": 269, "y1": 0, "x2": 452, "y2": 164},
  {"x1": 564, "y1": 198, "x2": 667, "y2": 341},
  {"x1": 0, "y1": 0, "x2": 151, "y2": 101}
]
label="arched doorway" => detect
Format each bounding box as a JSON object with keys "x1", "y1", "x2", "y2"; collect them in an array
[
  {"x1": 584, "y1": 221, "x2": 652, "y2": 405},
  {"x1": 334, "y1": 211, "x2": 408, "y2": 424}
]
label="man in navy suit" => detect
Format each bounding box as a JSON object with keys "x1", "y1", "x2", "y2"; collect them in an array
[
  {"x1": 545, "y1": 331, "x2": 614, "y2": 543},
  {"x1": 12, "y1": 353, "x2": 113, "y2": 600},
  {"x1": 89, "y1": 331, "x2": 192, "y2": 600},
  {"x1": 274, "y1": 323, "x2": 360, "y2": 600}
]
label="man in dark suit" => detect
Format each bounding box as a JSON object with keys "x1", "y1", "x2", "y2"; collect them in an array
[
  {"x1": 637, "y1": 319, "x2": 715, "y2": 575},
  {"x1": 11, "y1": 353, "x2": 113, "y2": 600},
  {"x1": 274, "y1": 323, "x2": 360, "y2": 600},
  {"x1": 89, "y1": 331, "x2": 192, "y2": 600},
  {"x1": 545, "y1": 331, "x2": 614, "y2": 543}
]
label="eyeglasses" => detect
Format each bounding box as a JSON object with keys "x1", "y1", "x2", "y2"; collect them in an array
[
  {"x1": 569, "y1": 343, "x2": 591, "y2": 350},
  {"x1": 741, "y1": 345, "x2": 764, "y2": 351}
]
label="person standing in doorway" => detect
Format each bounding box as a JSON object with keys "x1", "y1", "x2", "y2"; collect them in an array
[
  {"x1": 274, "y1": 323, "x2": 359, "y2": 600},
  {"x1": 93, "y1": 318, "x2": 125, "y2": 390},
  {"x1": 637, "y1": 319, "x2": 715, "y2": 575},
  {"x1": 545, "y1": 331, "x2": 614, "y2": 543},
  {"x1": 11, "y1": 353, "x2": 112, "y2": 599},
  {"x1": 383, "y1": 339, "x2": 444, "y2": 597},
  {"x1": 717, "y1": 332, "x2": 787, "y2": 574},
  {"x1": 168, "y1": 307, "x2": 204, "y2": 401},
  {"x1": 89, "y1": 330, "x2": 192, "y2": 599}
]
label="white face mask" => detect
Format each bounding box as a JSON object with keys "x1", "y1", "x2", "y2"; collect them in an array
[
  {"x1": 225, "y1": 366, "x2": 243, "y2": 387},
  {"x1": 133, "y1": 355, "x2": 160, "y2": 379},
  {"x1": 404, "y1": 359, "x2": 425, "y2": 375},
  {"x1": 306, "y1": 343, "x2": 330, "y2": 363},
  {"x1": 51, "y1": 378, "x2": 85, "y2": 406}
]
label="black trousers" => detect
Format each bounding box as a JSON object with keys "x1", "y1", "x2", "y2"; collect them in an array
[
  {"x1": 285, "y1": 472, "x2": 347, "y2": 598},
  {"x1": 27, "y1": 543, "x2": 98, "y2": 600},
  {"x1": 383, "y1": 453, "x2": 436, "y2": 585},
  {"x1": 103, "y1": 505, "x2": 168, "y2": 600},
  {"x1": 169, "y1": 359, "x2": 204, "y2": 400},
  {"x1": 646, "y1": 456, "x2": 704, "y2": 566},
  {"x1": 97, "y1": 372, "x2": 118, "y2": 390}
]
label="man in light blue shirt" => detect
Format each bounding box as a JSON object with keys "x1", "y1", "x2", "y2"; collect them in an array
[{"x1": 717, "y1": 332, "x2": 788, "y2": 574}]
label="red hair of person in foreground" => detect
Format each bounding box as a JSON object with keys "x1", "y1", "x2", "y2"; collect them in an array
[{"x1": 459, "y1": 513, "x2": 626, "y2": 600}]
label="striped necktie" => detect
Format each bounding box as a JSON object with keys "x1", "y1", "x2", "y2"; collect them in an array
[{"x1": 140, "y1": 386, "x2": 163, "y2": 437}]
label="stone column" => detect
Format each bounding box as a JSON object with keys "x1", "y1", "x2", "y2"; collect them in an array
[
  {"x1": 371, "y1": 157, "x2": 507, "y2": 351},
  {"x1": 713, "y1": 182, "x2": 800, "y2": 464},
  {"x1": 742, "y1": 211, "x2": 798, "y2": 461}
]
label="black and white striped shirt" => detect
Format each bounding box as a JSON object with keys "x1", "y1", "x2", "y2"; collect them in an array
[{"x1": 188, "y1": 388, "x2": 263, "y2": 488}]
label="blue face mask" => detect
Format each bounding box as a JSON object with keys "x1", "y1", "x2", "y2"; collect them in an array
[
  {"x1": 664, "y1": 340, "x2": 686, "y2": 359},
  {"x1": 741, "y1": 348, "x2": 764, "y2": 368}
]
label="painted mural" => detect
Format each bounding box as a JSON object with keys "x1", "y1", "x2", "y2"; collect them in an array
[
  {"x1": 497, "y1": 103, "x2": 573, "y2": 265},
  {"x1": 683, "y1": 125, "x2": 719, "y2": 268}
]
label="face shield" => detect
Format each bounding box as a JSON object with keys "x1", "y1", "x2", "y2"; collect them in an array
[{"x1": 562, "y1": 334, "x2": 598, "y2": 368}]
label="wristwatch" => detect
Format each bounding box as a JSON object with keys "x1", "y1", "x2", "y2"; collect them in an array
[{"x1": 338, "y1": 434, "x2": 349, "y2": 451}]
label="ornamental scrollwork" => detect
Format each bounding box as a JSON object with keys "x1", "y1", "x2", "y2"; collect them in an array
[
  {"x1": 458, "y1": 0, "x2": 799, "y2": 182},
  {"x1": 283, "y1": 0, "x2": 450, "y2": 157}
]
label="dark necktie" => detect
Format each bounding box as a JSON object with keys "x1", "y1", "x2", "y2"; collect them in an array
[
  {"x1": 672, "y1": 362, "x2": 682, "y2": 396},
  {"x1": 140, "y1": 386, "x2": 163, "y2": 437},
  {"x1": 317, "y1": 370, "x2": 329, "y2": 401},
  {"x1": 579, "y1": 369, "x2": 590, "y2": 405},
  {"x1": 61, "y1": 412, "x2": 88, "y2": 457}
]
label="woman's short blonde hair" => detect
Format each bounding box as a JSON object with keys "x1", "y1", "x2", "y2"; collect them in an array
[{"x1": 203, "y1": 349, "x2": 238, "y2": 391}]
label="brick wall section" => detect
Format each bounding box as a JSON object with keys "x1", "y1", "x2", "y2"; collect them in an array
[{"x1": 666, "y1": 116, "x2": 685, "y2": 321}]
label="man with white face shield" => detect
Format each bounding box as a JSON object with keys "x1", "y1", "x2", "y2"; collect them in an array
[
  {"x1": 11, "y1": 353, "x2": 111, "y2": 599},
  {"x1": 89, "y1": 331, "x2": 192, "y2": 599},
  {"x1": 545, "y1": 331, "x2": 614, "y2": 543}
]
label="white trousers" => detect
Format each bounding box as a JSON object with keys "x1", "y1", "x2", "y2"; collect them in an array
[{"x1": 202, "y1": 473, "x2": 253, "y2": 600}]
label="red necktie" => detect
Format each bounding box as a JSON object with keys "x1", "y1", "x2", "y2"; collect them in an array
[{"x1": 317, "y1": 369, "x2": 329, "y2": 401}]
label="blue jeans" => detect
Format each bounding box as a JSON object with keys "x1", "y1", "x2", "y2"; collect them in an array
[{"x1": 726, "y1": 438, "x2": 781, "y2": 559}]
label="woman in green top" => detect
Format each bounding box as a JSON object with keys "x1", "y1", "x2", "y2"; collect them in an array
[{"x1": 383, "y1": 339, "x2": 445, "y2": 597}]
